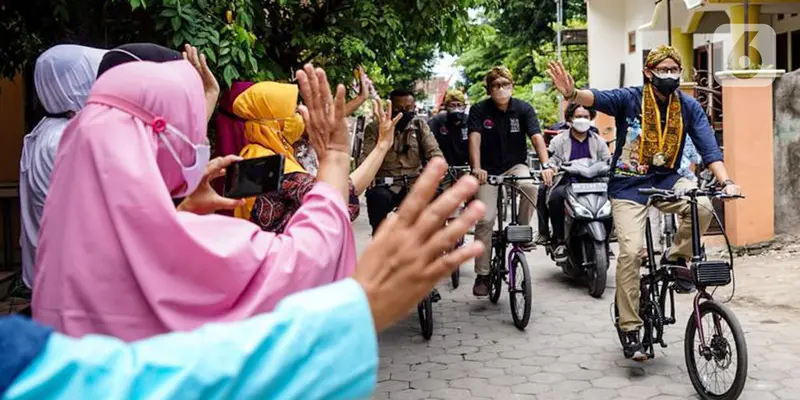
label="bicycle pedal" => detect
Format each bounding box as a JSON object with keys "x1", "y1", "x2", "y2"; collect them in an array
[{"x1": 430, "y1": 291, "x2": 442, "y2": 303}]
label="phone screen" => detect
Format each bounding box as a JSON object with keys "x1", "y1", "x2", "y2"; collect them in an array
[{"x1": 224, "y1": 155, "x2": 285, "y2": 199}]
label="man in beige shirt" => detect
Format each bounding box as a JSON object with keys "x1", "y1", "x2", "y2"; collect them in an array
[{"x1": 360, "y1": 88, "x2": 443, "y2": 234}]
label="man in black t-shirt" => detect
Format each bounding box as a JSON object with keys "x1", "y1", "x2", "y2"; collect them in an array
[
  {"x1": 468, "y1": 66, "x2": 553, "y2": 298},
  {"x1": 429, "y1": 90, "x2": 470, "y2": 168}
]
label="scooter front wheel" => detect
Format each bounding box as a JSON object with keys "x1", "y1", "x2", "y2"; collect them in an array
[{"x1": 588, "y1": 240, "x2": 609, "y2": 298}]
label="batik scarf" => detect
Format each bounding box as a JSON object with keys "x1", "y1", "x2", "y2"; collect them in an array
[{"x1": 639, "y1": 83, "x2": 684, "y2": 169}]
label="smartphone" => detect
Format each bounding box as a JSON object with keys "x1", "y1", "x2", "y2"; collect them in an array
[{"x1": 224, "y1": 155, "x2": 285, "y2": 199}]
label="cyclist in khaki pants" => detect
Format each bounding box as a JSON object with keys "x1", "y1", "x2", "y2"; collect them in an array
[
  {"x1": 467, "y1": 67, "x2": 553, "y2": 298},
  {"x1": 548, "y1": 45, "x2": 741, "y2": 361}
]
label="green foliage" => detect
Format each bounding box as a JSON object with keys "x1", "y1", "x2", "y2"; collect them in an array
[
  {"x1": 1, "y1": 0, "x2": 476, "y2": 92},
  {"x1": 458, "y1": 5, "x2": 589, "y2": 126}
]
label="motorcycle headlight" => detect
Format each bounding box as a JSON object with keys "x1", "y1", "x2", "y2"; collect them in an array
[
  {"x1": 597, "y1": 200, "x2": 612, "y2": 218},
  {"x1": 570, "y1": 200, "x2": 594, "y2": 219}
]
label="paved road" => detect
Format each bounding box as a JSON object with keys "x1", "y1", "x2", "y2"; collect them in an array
[{"x1": 353, "y1": 210, "x2": 800, "y2": 400}]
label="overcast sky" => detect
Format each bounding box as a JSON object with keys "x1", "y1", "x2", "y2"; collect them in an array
[{"x1": 432, "y1": 53, "x2": 463, "y2": 85}]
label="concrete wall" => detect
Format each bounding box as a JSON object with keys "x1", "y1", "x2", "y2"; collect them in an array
[
  {"x1": 773, "y1": 69, "x2": 800, "y2": 235},
  {"x1": 587, "y1": 0, "x2": 626, "y2": 90}
]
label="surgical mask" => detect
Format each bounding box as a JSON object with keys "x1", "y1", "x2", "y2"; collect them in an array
[
  {"x1": 651, "y1": 72, "x2": 681, "y2": 96},
  {"x1": 394, "y1": 110, "x2": 415, "y2": 132},
  {"x1": 87, "y1": 93, "x2": 210, "y2": 198},
  {"x1": 491, "y1": 87, "x2": 512, "y2": 104},
  {"x1": 282, "y1": 113, "x2": 306, "y2": 145},
  {"x1": 571, "y1": 117, "x2": 591, "y2": 133},
  {"x1": 158, "y1": 122, "x2": 211, "y2": 198}
]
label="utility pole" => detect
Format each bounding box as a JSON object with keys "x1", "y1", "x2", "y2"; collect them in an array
[
  {"x1": 667, "y1": 0, "x2": 672, "y2": 46},
  {"x1": 556, "y1": 0, "x2": 564, "y2": 120},
  {"x1": 744, "y1": 0, "x2": 750, "y2": 65}
]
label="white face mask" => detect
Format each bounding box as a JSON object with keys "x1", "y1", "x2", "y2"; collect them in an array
[
  {"x1": 157, "y1": 122, "x2": 211, "y2": 198},
  {"x1": 571, "y1": 117, "x2": 592, "y2": 133},
  {"x1": 491, "y1": 87, "x2": 512, "y2": 104}
]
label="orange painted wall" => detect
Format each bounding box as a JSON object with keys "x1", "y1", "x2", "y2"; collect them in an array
[{"x1": 721, "y1": 79, "x2": 775, "y2": 246}]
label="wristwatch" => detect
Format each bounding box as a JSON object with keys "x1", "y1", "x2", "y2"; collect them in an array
[
  {"x1": 542, "y1": 162, "x2": 553, "y2": 170},
  {"x1": 722, "y1": 179, "x2": 736, "y2": 188}
]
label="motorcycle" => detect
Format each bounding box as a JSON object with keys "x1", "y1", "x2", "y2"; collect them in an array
[{"x1": 546, "y1": 158, "x2": 612, "y2": 298}]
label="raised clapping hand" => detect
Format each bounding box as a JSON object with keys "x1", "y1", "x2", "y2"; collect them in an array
[
  {"x1": 183, "y1": 44, "x2": 220, "y2": 122},
  {"x1": 354, "y1": 158, "x2": 486, "y2": 331},
  {"x1": 546, "y1": 61, "x2": 576, "y2": 99},
  {"x1": 374, "y1": 98, "x2": 402, "y2": 150},
  {"x1": 295, "y1": 64, "x2": 351, "y2": 160}
]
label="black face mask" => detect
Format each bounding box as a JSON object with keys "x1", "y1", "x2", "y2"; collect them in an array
[
  {"x1": 393, "y1": 110, "x2": 415, "y2": 132},
  {"x1": 447, "y1": 110, "x2": 466, "y2": 126},
  {"x1": 651, "y1": 75, "x2": 680, "y2": 96}
]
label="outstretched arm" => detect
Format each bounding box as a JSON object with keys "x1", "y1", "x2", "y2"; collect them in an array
[
  {"x1": 350, "y1": 99, "x2": 401, "y2": 195},
  {"x1": 5, "y1": 280, "x2": 378, "y2": 400}
]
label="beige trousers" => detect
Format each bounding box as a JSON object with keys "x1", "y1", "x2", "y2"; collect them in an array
[
  {"x1": 474, "y1": 164, "x2": 538, "y2": 275},
  {"x1": 613, "y1": 178, "x2": 713, "y2": 332}
]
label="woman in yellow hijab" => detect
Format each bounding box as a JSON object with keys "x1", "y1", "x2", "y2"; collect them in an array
[
  {"x1": 232, "y1": 81, "x2": 397, "y2": 233},
  {"x1": 232, "y1": 82, "x2": 307, "y2": 220}
]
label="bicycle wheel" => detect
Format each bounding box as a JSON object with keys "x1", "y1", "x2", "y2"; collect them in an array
[
  {"x1": 451, "y1": 268, "x2": 460, "y2": 289},
  {"x1": 684, "y1": 300, "x2": 748, "y2": 400},
  {"x1": 488, "y1": 254, "x2": 503, "y2": 304},
  {"x1": 451, "y1": 235, "x2": 464, "y2": 289},
  {"x1": 417, "y1": 295, "x2": 434, "y2": 340},
  {"x1": 508, "y1": 251, "x2": 532, "y2": 330},
  {"x1": 587, "y1": 241, "x2": 609, "y2": 298}
]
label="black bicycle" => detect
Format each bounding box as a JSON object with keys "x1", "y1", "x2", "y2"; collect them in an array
[
  {"x1": 445, "y1": 166, "x2": 472, "y2": 289},
  {"x1": 485, "y1": 175, "x2": 537, "y2": 330},
  {"x1": 613, "y1": 187, "x2": 747, "y2": 400},
  {"x1": 373, "y1": 174, "x2": 439, "y2": 339}
]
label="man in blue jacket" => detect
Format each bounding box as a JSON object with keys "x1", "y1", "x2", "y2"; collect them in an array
[{"x1": 547, "y1": 45, "x2": 741, "y2": 361}]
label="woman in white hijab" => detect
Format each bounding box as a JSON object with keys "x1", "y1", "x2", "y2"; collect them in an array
[{"x1": 19, "y1": 45, "x2": 107, "y2": 288}]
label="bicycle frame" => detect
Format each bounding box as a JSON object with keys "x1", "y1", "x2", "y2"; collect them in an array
[
  {"x1": 490, "y1": 176, "x2": 536, "y2": 289},
  {"x1": 641, "y1": 189, "x2": 730, "y2": 356}
]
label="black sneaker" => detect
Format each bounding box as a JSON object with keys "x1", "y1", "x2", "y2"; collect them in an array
[
  {"x1": 534, "y1": 232, "x2": 551, "y2": 246},
  {"x1": 622, "y1": 330, "x2": 648, "y2": 361},
  {"x1": 473, "y1": 275, "x2": 490, "y2": 297}
]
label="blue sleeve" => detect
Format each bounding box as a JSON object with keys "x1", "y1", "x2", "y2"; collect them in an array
[
  {"x1": 686, "y1": 99, "x2": 723, "y2": 165},
  {"x1": 4, "y1": 279, "x2": 377, "y2": 400},
  {"x1": 590, "y1": 88, "x2": 630, "y2": 118}
]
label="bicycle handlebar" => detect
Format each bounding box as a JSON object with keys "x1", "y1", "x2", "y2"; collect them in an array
[
  {"x1": 373, "y1": 174, "x2": 420, "y2": 187},
  {"x1": 638, "y1": 187, "x2": 745, "y2": 200},
  {"x1": 487, "y1": 175, "x2": 539, "y2": 185}
]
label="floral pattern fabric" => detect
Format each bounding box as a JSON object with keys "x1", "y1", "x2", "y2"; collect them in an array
[{"x1": 252, "y1": 172, "x2": 359, "y2": 233}]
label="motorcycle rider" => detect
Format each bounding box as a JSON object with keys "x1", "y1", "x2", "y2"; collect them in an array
[
  {"x1": 540, "y1": 103, "x2": 611, "y2": 262},
  {"x1": 468, "y1": 66, "x2": 550, "y2": 297},
  {"x1": 547, "y1": 45, "x2": 741, "y2": 361}
]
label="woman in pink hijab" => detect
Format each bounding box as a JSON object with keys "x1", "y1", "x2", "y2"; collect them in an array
[{"x1": 32, "y1": 59, "x2": 357, "y2": 342}]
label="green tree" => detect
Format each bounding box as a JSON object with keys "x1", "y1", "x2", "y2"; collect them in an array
[
  {"x1": 1, "y1": 0, "x2": 477, "y2": 92},
  {"x1": 457, "y1": 7, "x2": 588, "y2": 126}
]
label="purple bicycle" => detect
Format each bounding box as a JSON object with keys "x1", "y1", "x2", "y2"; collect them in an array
[
  {"x1": 613, "y1": 188, "x2": 747, "y2": 399},
  {"x1": 486, "y1": 175, "x2": 537, "y2": 330}
]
